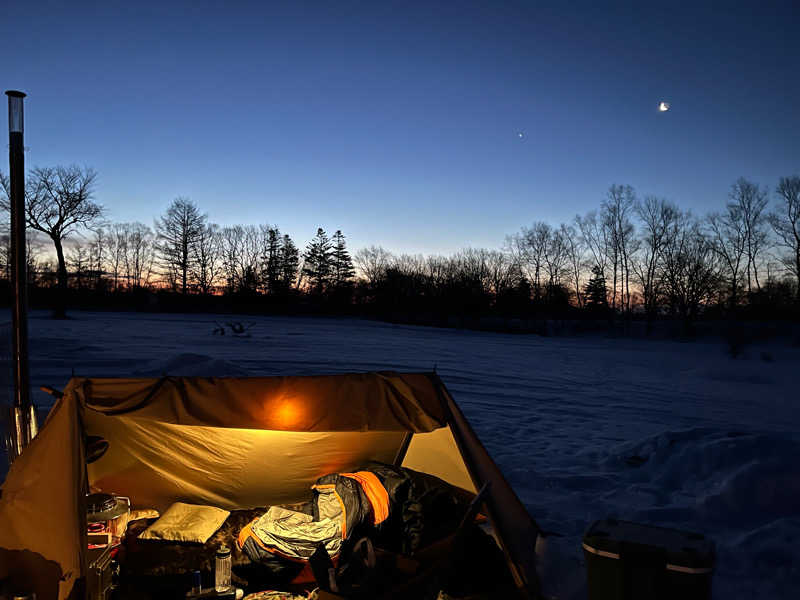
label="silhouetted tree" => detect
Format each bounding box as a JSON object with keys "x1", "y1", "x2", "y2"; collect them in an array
[
  {"x1": 583, "y1": 265, "x2": 608, "y2": 310},
  {"x1": 262, "y1": 226, "x2": 282, "y2": 294},
  {"x1": 509, "y1": 222, "x2": 550, "y2": 301},
  {"x1": 603, "y1": 184, "x2": 637, "y2": 314},
  {"x1": 576, "y1": 210, "x2": 611, "y2": 287},
  {"x1": 331, "y1": 230, "x2": 355, "y2": 287},
  {"x1": 67, "y1": 242, "x2": 90, "y2": 290},
  {"x1": 707, "y1": 199, "x2": 747, "y2": 310},
  {"x1": 1, "y1": 165, "x2": 104, "y2": 317},
  {"x1": 662, "y1": 218, "x2": 719, "y2": 330},
  {"x1": 220, "y1": 224, "x2": 260, "y2": 295},
  {"x1": 87, "y1": 228, "x2": 108, "y2": 292},
  {"x1": 633, "y1": 197, "x2": 680, "y2": 329},
  {"x1": 729, "y1": 178, "x2": 768, "y2": 294},
  {"x1": 769, "y1": 175, "x2": 800, "y2": 301},
  {"x1": 543, "y1": 226, "x2": 569, "y2": 303},
  {"x1": 561, "y1": 223, "x2": 585, "y2": 307},
  {"x1": 192, "y1": 223, "x2": 221, "y2": 295},
  {"x1": 354, "y1": 245, "x2": 392, "y2": 288},
  {"x1": 107, "y1": 223, "x2": 127, "y2": 292},
  {"x1": 121, "y1": 222, "x2": 155, "y2": 289},
  {"x1": 484, "y1": 249, "x2": 520, "y2": 301},
  {"x1": 302, "y1": 228, "x2": 333, "y2": 293},
  {"x1": 279, "y1": 234, "x2": 299, "y2": 292},
  {"x1": 155, "y1": 197, "x2": 206, "y2": 294}
]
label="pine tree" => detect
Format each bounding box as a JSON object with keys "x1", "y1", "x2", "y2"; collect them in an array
[
  {"x1": 331, "y1": 230, "x2": 355, "y2": 287},
  {"x1": 583, "y1": 265, "x2": 608, "y2": 309},
  {"x1": 279, "y1": 234, "x2": 299, "y2": 292},
  {"x1": 302, "y1": 228, "x2": 333, "y2": 293},
  {"x1": 263, "y1": 227, "x2": 282, "y2": 294}
]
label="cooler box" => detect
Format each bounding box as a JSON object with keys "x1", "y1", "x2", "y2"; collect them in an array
[{"x1": 582, "y1": 519, "x2": 714, "y2": 600}]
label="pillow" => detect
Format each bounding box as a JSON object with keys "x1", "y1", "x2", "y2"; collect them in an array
[{"x1": 139, "y1": 502, "x2": 230, "y2": 543}]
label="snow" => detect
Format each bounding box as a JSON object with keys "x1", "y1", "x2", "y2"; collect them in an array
[{"x1": 2, "y1": 310, "x2": 799, "y2": 598}]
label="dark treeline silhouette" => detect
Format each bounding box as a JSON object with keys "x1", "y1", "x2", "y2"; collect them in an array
[{"x1": 1, "y1": 166, "x2": 799, "y2": 336}]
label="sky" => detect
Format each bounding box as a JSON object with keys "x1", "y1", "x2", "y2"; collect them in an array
[{"x1": 1, "y1": 1, "x2": 798, "y2": 255}]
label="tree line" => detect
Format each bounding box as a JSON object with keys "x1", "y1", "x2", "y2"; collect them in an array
[{"x1": 1, "y1": 165, "x2": 799, "y2": 330}]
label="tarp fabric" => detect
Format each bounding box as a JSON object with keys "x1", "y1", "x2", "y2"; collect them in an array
[
  {"x1": 85, "y1": 417, "x2": 406, "y2": 512},
  {"x1": 72, "y1": 373, "x2": 447, "y2": 432},
  {"x1": 0, "y1": 373, "x2": 455, "y2": 600},
  {"x1": 0, "y1": 372, "x2": 542, "y2": 600},
  {"x1": 0, "y1": 393, "x2": 86, "y2": 600}
]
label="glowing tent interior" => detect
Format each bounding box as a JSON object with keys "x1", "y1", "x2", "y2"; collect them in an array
[{"x1": 0, "y1": 372, "x2": 542, "y2": 599}]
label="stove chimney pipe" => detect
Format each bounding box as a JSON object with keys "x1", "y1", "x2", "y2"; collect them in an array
[{"x1": 5, "y1": 90, "x2": 34, "y2": 464}]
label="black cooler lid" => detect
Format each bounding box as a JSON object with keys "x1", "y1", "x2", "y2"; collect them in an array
[{"x1": 583, "y1": 518, "x2": 715, "y2": 572}]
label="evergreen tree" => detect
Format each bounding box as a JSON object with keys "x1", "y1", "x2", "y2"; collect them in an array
[
  {"x1": 279, "y1": 234, "x2": 299, "y2": 292},
  {"x1": 263, "y1": 226, "x2": 282, "y2": 294},
  {"x1": 331, "y1": 230, "x2": 355, "y2": 287},
  {"x1": 583, "y1": 265, "x2": 608, "y2": 309},
  {"x1": 302, "y1": 228, "x2": 333, "y2": 293}
]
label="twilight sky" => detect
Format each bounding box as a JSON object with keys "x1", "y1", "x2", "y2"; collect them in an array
[{"x1": 2, "y1": 1, "x2": 798, "y2": 255}]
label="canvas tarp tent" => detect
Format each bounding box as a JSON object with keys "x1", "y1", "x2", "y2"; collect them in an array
[{"x1": 0, "y1": 372, "x2": 541, "y2": 600}]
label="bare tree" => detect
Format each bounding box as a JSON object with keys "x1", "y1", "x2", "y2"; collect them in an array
[
  {"x1": 729, "y1": 178, "x2": 769, "y2": 294},
  {"x1": 602, "y1": 184, "x2": 637, "y2": 314},
  {"x1": 575, "y1": 210, "x2": 611, "y2": 287},
  {"x1": 707, "y1": 202, "x2": 747, "y2": 310},
  {"x1": 484, "y1": 249, "x2": 520, "y2": 300},
  {"x1": 633, "y1": 197, "x2": 680, "y2": 328},
  {"x1": 219, "y1": 226, "x2": 244, "y2": 293},
  {"x1": 522, "y1": 222, "x2": 551, "y2": 300},
  {"x1": 662, "y1": 216, "x2": 720, "y2": 329},
  {"x1": 354, "y1": 245, "x2": 392, "y2": 287},
  {"x1": 768, "y1": 175, "x2": 800, "y2": 300},
  {"x1": 219, "y1": 224, "x2": 261, "y2": 294},
  {"x1": 66, "y1": 241, "x2": 90, "y2": 290},
  {"x1": 192, "y1": 223, "x2": 222, "y2": 295},
  {"x1": 543, "y1": 226, "x2": 569, "y2": 299},
  {"x1": 120, "y1": 222, "x2": 155, "y2": 289},
  {"x1": 560, "y1": 223, "x2": 585, "y2": 307},
  {"x1": 424, "y1": 254, "x2": 449, "y2": 291},
  {"x1": 106, "y1": 223, "x2": 127, "y2": 292},
  {"x1": 87, "y1": 228, "x2": 107, "y2": 291},
  {"x1": 155, "y1": 197, "x2": 206, "y2": 294},
  {"x1": 1, "y1": 165, "x2": 104, "y2": 317}
]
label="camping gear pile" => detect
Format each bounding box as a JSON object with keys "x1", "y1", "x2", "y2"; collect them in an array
[
  {"x1": 238, "y1": 463, "x2": 474, "y2": 570},
  {"x1": 0, "y1": 373, "x2": 543, "y2": 600},
  {"x1": 86, "y1": 493, "x2": 131, "y2": 549}
]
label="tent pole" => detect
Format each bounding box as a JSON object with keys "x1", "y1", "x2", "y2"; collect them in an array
[{"x1": 5, "y1": 90, "x2": 33, "y2": 465}]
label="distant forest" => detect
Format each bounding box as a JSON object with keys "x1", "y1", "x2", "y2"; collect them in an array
[{"x1": 1, "y1": 166, "x2": 799, "y2": 333}]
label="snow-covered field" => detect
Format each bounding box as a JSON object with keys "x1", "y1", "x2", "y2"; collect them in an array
[{"x1": 2, "y1": 310, "x2": 798, "y2": 598}]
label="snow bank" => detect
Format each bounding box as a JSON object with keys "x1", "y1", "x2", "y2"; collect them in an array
[{"x1": 529, "y1": 428, "x2": 800, "y2": 598}]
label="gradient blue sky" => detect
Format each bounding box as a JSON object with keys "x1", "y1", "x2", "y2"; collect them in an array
[{"x1": 2, "y1": 1, "x2": 798, "y2": 254}]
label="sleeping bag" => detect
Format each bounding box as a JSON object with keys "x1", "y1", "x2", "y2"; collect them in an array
[{"x1": 238, "y1": 462, "x2": 472, "y2": 581}]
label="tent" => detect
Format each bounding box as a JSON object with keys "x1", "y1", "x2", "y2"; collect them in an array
[{"x1": 0, "y1": 371, "x2": 542, "y2": 599}]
